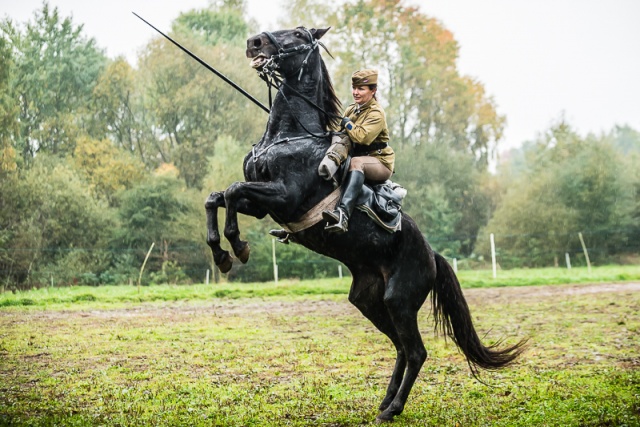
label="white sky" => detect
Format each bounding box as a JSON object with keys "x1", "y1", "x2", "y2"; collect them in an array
[{"x1": 2, "y1": 0, "x2": 640, "y2": 151}]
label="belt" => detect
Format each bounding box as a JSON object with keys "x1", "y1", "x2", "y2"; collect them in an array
[{"x1": 353, "y1": 142, "x2": 388, "y2": 156}]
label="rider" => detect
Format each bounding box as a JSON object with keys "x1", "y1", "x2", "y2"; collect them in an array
[{"x1": 322, "y1": 69, "x2": 395, "y2": 233}]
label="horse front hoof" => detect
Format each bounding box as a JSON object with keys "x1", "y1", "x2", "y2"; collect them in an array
[
  {"x1": 216, "y1": 252, "x2": 233, "y2": 274},
  {"x1": 236, "y1": 241, "x2": 250, "y2": 264}
]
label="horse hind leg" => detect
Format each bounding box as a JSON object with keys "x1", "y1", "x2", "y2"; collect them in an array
[
  {"x1": 347, "y1": 275, "x2": 406, "y2": 414},
  {"x1": 376, "y1": 310, "x2": 426, "y2": 422},
  {"x1": 376, "y1": 270, "x2": 433, "y2": 422},
  {"x1": 205, "y1": 191, "x2": 233, "y2": 273}
]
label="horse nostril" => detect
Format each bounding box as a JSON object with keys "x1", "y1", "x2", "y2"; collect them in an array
[{"x1": 253, "y1": 38, "x2": 262, "y2": 48}]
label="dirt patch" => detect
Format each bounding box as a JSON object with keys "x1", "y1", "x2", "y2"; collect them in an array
[
  {"x1": 13, "y1": 282, "x2": 639, "y2": 321},
  {"x1": 463, "y1": 282, "x2": 640, "y2": 306}
]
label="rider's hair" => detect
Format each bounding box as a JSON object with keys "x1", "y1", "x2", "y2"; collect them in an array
[{"x1": 369, "y1": 84, "x2": 378, "y2": 99}]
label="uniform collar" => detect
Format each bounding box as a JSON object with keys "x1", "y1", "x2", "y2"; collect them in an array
[{"x1": 354, "y1": 97, "x2": 376, "y2": 114}]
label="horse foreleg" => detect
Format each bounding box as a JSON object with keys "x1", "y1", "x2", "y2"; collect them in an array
[
  {"x1": 206, "y1": 190, "x2": 269, "y2": 273},
  {"x1": 205, "y1": 191, "x2": 233, "y2": 273},
  {"x1": 223, "y1": 181, "x2": 288, "y2": 263}
]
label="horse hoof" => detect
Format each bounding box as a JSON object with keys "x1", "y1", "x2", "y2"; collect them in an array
[
  {"x1": 375, "y1": 413, "x2": 394, "y2": 423},
  {"x1": 377, "y1": 403, "x2": 403, "y2": 423},
  {"x1": 236, "y1": 241, "x2": 250, "y2": 264},
  {"x1": 217, "y1": 253, "x2": 233, "y2": 274}
]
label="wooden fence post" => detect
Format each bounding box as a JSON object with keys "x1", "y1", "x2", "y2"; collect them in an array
[{"x1": 578, "y1": 232, "x2": 591, "y2": 274}]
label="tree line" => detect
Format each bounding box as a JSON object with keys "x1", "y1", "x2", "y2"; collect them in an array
[{"x1": 1, "y1": 0, "x2": 638, "y2": 290}]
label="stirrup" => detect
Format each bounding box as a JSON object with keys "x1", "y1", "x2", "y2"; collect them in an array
[
  {"x1": 269, "y1": 229, "x2": 291, "y2": 244},
  {"x1": 323, "y1": 208, "x2": 348, "y2": 233},
  {"x1": 322, "y1": 208, "x2": 341, "y2": 225}
]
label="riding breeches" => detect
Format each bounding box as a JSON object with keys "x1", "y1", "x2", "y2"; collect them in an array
[{"x1": 349, "y1": 156, "x2": 393, "y2": 182}]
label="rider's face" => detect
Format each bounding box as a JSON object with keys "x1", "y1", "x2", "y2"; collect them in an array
[{"x1": 352, "y1": 85, "x2": 375, "y2": 105}]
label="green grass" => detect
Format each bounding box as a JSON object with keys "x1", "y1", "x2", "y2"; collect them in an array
[
  {"x1": 1, "y1": 264, "x2": 639, "y2": 309},
  {"x1": 1, "y1": 265, "x2": 639, "y2": 425},
  {"x1": 456, "y1": 264, "x2": 640, "y2": 288},
  {"x1": 0, "y1": 278, "x2": 350, "y2": 309}
]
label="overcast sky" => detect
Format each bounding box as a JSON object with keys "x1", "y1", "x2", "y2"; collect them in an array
[{"x1": 3, "y1": 0, "x2": 640, "y2": 151}]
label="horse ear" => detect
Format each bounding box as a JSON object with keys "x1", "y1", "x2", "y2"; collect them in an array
[{"x1": 310, "y1": 27, "x2": 330, "y2": 40}]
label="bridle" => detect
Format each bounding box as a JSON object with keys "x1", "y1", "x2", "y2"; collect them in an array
[
  {"x1": 256, "y1": 27, "x2": 342, "y2": 139},
  {"x1": 260, "y1": 27, "x2": 319, "y2": 81}
]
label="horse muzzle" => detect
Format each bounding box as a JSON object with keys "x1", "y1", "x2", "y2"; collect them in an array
[{"x1": 246, "y1": 34, "x2": 274, "y2": 69}]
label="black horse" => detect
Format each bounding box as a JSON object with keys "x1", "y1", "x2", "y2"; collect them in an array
[{"x1": 205, "y1": 26, "x2": 526, "y2": 422}]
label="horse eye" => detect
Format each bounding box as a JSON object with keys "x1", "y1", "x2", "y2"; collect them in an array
[{"x1": 294, "y1": 31, "x2": 302, "y2": 38}]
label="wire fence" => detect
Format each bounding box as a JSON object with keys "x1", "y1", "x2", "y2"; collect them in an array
[{"x1": 1, "y1": 227, "x2": 638, "y2": 288}]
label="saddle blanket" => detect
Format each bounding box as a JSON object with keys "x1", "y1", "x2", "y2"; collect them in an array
[{"x1": 279, "y1": 181, "x2": 405, "y2": 234}]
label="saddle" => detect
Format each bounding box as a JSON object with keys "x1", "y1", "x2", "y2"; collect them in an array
[
  {"x1": 355, "y1": 179, "x2": 404, "y2": 233},
  {"x1": 273, "y1": 159, "x2": 405, "y2": 238}
]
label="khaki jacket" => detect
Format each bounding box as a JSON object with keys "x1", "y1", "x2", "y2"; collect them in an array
[{"x1": 338, "y1": 98, "x2": 395, "y2": 172}]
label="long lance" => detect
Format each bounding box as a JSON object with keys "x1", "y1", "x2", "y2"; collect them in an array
[{"x1": 132, "y1": 12, "x2": 270, "y2": 114}]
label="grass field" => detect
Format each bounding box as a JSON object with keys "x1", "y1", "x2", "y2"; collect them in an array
[
  {"x1": 1, "y1": 266, "x2": 639, "y2": 426},
  {"x1": 2, "y1": 264, "x2": 639, "y2": 308}
]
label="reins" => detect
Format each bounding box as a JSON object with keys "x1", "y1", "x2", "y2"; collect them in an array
[{"x1": 251, "y1": 135, "x2": 311, "y2": 162}]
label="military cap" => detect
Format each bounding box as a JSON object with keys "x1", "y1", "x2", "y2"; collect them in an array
[{"x1": 351, "y1": 69, "x2": 378, "y2": 86}]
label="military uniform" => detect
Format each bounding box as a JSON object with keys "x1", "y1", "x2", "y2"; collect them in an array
[
  {"x1": 341, "y1": 97, "x2": 395, "y2": 173},
  {"x1": 321, "y1": 69, "x2": 397, "y2": 234}
]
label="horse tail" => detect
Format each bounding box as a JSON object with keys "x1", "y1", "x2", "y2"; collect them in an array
[{"x1": 431, "y1": 252, "x2": 527, "y2": 377}]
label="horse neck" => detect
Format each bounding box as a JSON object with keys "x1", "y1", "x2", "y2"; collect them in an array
[{"x1": 265, "y1": 66, "x2": 326, "y2": 138}]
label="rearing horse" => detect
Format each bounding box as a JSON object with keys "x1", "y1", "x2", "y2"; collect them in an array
[{"x1": 205, "y1": 26, "x2": 526, "y2": 422}]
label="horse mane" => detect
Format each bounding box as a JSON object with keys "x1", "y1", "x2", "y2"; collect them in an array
[{"x1": 319, "y1": 57, "x2": 343, "y2": 131}]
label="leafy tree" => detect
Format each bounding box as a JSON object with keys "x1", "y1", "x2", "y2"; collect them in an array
[
  {"x1": 1, "y1": 2, "x2": 107, "y2": 162},
  {"x1": 90, "y1": 58, "x2": 145, "y2": 154},
  {"x1": 172, "y1": 1, "x2": 250, "y2": 46},
  {"x1": 283, "y1": 0, "x2": 505, "y2": 166},
  {"x1": 113, "y1": 166, "x2": 206, "y2": 281},
  {"x1": 611, "y1": 126, "x2": 640, "y2": 249},
  {"x1": 0, "y1": 155, "x2": 115, "y2": 288},
  {"x1": 73, "y1": 136, "x2": 146, "y2": 204},
  {"x1": 0, "y1": 34, "x2": 18, "y2": 174},
  {"x1": 611, "y1": 124, "x2": 640, "y2": 155},
  {"x1": 396, "y1": 146, "x2": 490, "y2": 257},
  {"x1": 478, "y1": 123, "x2": 637, "y2": 267},
  {"x1": 137, "y1": 3, "x2": 266, "y2": 189}
]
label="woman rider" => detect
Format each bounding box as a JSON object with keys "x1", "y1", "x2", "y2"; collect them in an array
[{"x1": 322, "y1": 69, "x2": 395, "y2": 233}]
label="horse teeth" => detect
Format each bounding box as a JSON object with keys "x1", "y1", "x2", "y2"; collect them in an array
[{"x1": 250, "y1": 55, "x2": 268, "y2": 69}]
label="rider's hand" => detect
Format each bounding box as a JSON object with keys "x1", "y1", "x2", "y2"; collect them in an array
[{"x1": 341, "y1": 117, "x2": 353, "y2": 131}]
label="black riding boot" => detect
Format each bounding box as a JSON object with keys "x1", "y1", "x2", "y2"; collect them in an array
[{"x1": 322, "y1": 170, "x2": 365, "y2": 233}]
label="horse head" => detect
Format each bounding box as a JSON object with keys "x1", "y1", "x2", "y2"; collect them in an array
[
  {"x1": 246, "y1": 27, "x2": 330, "y2": 78},
  {"x1": 246, "y1": 27, "x2": 340, "y2": 133}
]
